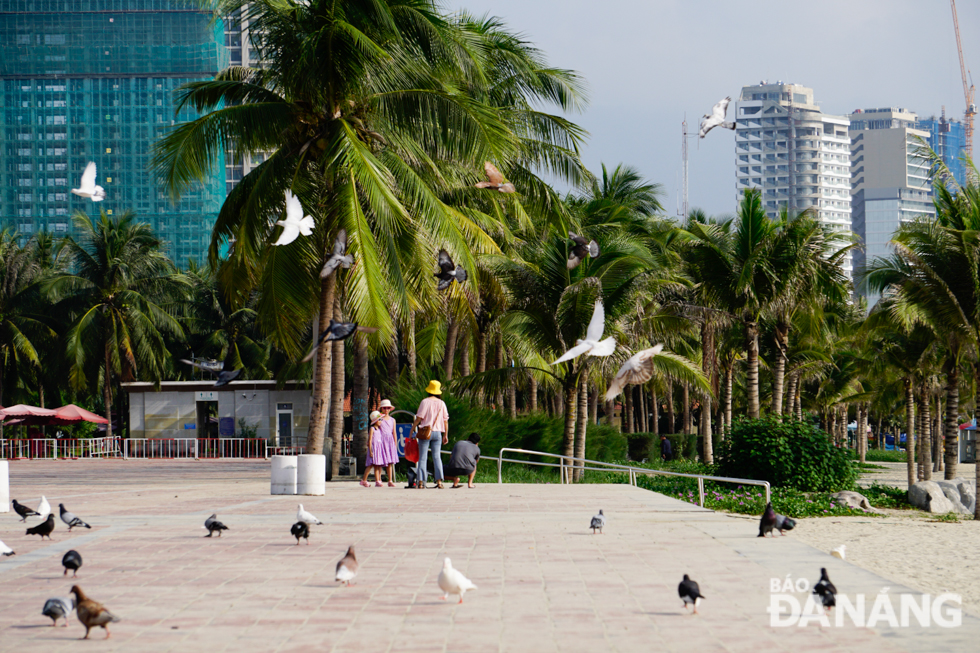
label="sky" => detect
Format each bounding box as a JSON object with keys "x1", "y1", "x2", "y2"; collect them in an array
[{"x1": 459, "y1": 0, "x2": 980, "y2": 219}]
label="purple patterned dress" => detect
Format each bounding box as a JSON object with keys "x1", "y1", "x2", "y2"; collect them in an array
[{"x1": 366, "y1": 416, "x2": 399, "y2": 466}]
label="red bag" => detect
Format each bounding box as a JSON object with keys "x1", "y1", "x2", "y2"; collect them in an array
[{"x1": 404, "y1": 437, "x2": 419, "y2": 463}]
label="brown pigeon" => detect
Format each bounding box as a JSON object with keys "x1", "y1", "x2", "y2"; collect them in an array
[
  {"x1": 70, "y1": 585, "x2": 120, "y2": 639},
  {"x1": 335, "y1": 545, "x2": 359, "y2": 586},
  {"x1": 474, "y1": 161, "x2": 516, "y2": 193}
]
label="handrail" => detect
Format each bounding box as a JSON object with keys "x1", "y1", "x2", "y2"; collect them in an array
[{"x1": 495, "y1": 447, "x2": 770, "y2": 506}]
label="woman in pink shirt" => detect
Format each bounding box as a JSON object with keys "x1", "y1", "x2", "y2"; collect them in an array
[{"x1": 409, "y1": 380, "x2": 450, "y2": 489}]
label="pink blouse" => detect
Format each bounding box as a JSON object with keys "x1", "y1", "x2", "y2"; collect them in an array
[{"x1": 416, "y1": 396, "x2": 449, "y2": 433}]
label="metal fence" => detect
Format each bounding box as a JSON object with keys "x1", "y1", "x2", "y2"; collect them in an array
[
  {"x1": 0, "y1": 437, "x2": 304, "y2": 460},
  {"x1": 0, "y1": 437, "x2": 121, "y2": 459}
]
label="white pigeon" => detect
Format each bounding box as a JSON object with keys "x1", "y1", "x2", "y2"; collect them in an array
[
  {"x1": 699, "y1": 97, "x2": 735, "y2": 139},
  {"x1": 71, "y1": 162, "x2": 106, "y2": 202},
  {"x1": 604, "y1": 345, "x2": 664, "y2": 401},
  {"x1": 0, "y1": 539, "x2": 14, "y2": 557},
  {"x1": 438, "y1": 557, "x2": 477, "y2": 604},
  {"x1": 297, "y1": 504, "x2": 322, "y2": 525},
  {"x1": 552, "y1": 300, "x2": 616, "y2": 365},
  {"x1": 37, "y1": 496, "x2": 51, "y2": 520},
  {"x1": 831, "y1": 545, "x2": 846, "y2": 560},
  {"x1": 272, "y1": 190, "x2": 315, "y2": 246}
]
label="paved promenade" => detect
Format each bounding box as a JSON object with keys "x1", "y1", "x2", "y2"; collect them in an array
[{"x1": 1, "y1": 460, "x2": 978, "y2": 652}]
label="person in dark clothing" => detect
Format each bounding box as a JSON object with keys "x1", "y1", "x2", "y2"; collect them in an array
[
  {"x1": 660, "y1": 434, "x2": 673, "y2": 461},
  {"x1": 446, "y1": 433, "x2": 481, "y2": 488}
]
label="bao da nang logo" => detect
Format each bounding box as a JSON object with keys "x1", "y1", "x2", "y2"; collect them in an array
[{"x1": 768, "y1": 576, "x2": 962, "y2": 628}]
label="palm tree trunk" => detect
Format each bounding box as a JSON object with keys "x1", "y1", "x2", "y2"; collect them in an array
[
  {"x1": 506, "y1": 351, "x2": 517, "y2": 419},
  {"x1": 604, "y1": 399, "x2": 614, "y2": 427},
  {"x1": 934, "y1": 395, "x2": 943, "y2": 473},
  {"x1": 827, "y1": 408, "x2": 836, "y2": 444},
  {"x1": 745, "y1": 321, "x2": 761, "y2": 419},
  {"x1": 494, "y1": 332, "x2": 504, "y2": 411},
  {"x1": 529, "y1": 376, "x2": 538, "y2": 412},
  {"x1": 771, "y1": 323, "x2": 788, "y2": 415},
  {"x1": 858, "y1": 403, "x2": 867, "y2": 464},
  {"x1": 794, "y1": 378, "x2": 802, "y2": 421},
  {"x1": 406, "y1": 311, "x2": 417, "y2": 382},
  {"x1": 652, "y1": 391, "x2": 659, "y2": 436},
  {"x1": 104, "y1": 341, "x2": 113, "y2": 439},
  {"x1": 329, "y1": 292, "x2": 346, "y2": 474},
  {"x1": 638, "y1": 387, "x2": 647, "y2": 432},
  {"x1": 921, "y1": 393, "x2": 932, "y2": 481},
  {"x1": 574, "y1": 372, "x2": 588, "y2": 481},
  {"x1": 623, "y1": 384, "x2": 633, "y2": 434},
  {"x1": 352, "y1": 334, "x2": 370, "y2": 473},
  {"x1": 307, "y1": 274, "x2": 337, "y2": 455},
  {"x1": 724, "y1": 362, "x2": 734, "y2": 433},
  {"x1": 562, "y1": 380, "x2": 577, "y2": 474},
  {"x1": 905, "y1": 379, "x2": 915, "y2": 487},
  {"x1": 667, "y1": 381, "x2": 675, "y2": 433},
  {"x1": 945, "y1": 366, "x2": 959, "y2": 480},
  {"x1": 682, "y1": 382, "x2": 691, "y2": 435},
  {"x1": 386, "y1": 330, "x2": 399, "y2": 390},
  {"x1": 443, "y1": 319, "x2": 458, "y2": 381},
  {"x1": 702, "y1": 393, "x2": 713, "y2": 464},
  {"x1": 784, "y1": 372, "x2": 798, "y2": 420},
  {"x1": 589, "y1": 387, "x2": 598, "y2": 425},
  {"x1": 459, "y1": 329, "x2": 470, "y2": 377}
]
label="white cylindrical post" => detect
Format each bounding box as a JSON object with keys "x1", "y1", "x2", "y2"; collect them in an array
[
  {"x1": 296, "y1": 454, "x2": 326, "y2": 495},
  {"x1": 0, "y1": 461, "x2": 8, "y2": 512},
  {"x1": 270, "y1": 455, "x2": 298, "y2": 495}
]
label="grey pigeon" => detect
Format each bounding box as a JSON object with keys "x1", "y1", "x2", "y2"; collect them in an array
[
  {"x1": 435, "y1": 249, "x2": 467, "y2": 291},
  {"x1": 812, "y1": 568, "x2": 836, "y2": 611},
  {"x1": 474, "y1": 161, "x2": 516, "y2": 193},
  {"x1": 0, "y1": 539, "x2": 13, "y2": 556},
  {"x1": 335, "y1": 545, "x2": 358, "y2": 586},
  {"x1": 300, "y1": 320, "x2": 378, "y2": 363},
  {"x1": 774, "y1": 512, "x2": 796, "y2": 535},
  {"x1": 758, "y1": 502, "x2": 778, "y2": 537},
  {"x1": 291, "y1": 521, "x2": 310, "y2": 545},
  {"x1": 59, "y1": 503, "x2": 91, "y2": 531},
  {"x1": 567, "y1": 232, "x2": 599, "y2": 269},
  {"x1": 590, "y1": 509, "x2": 606, "y2": 534},
  {"x1": 678, "y1": 574, "x2": 705, "y2": 614},
  {"x1": 62, "y1": 550, "x2": 82, "y2": 577},
  {"x1": 26, "y1": 514, "x2": 55, "y2": 540},
  {"x1": 320, "y1": 228, "x2": 354, "y2": 278},
  {"x1": 181, "y1": 347, "x2": 241, "y2": 387},
  {"x1": 699, "y1": 97, "x2": 735, "y2": 138},
  {"x1": 42, "y1": 597, "x2": 75, "y2": 627},
  {"x1": 204, "y1": 514, "x2": 229, "y2": 538},
  {"x1": 12, "y1": 499, "x2": 40, "y2": 521}
]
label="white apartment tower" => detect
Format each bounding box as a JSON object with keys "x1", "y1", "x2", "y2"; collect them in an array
[{"x1": 735, "y1": 83, "x2": 853, "y2": 277}]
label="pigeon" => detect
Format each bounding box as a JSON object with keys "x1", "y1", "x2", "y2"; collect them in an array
[
  {"x1": 272, "y1": 189, "x2": 315, "y2": 246},
  {"x1": 438, "y1": 557, "x2": 477, "y2": 604},
  {"x1": 567, "y1": 232, "x2": 599, "y2": 270},
  {"x1": 831, "y1": 545, "x2": 846, "y2": 560},
  {"x1": 181, "y1": 347, "x2": 241, "y2": 387},
  {"x1": 70, "y1": 585, "x2": 120, "y2": 640},
  {"x1": 474, "y1": 161, "x2": 516, "y2": 193},
  {"x1": 758, "y1": 502, "x2": 777, "y2": 537},
  {"x1": 37, "y1": 495, "x2": 51, "y2": 519},
  {"x1": 26, "y1": 514, "x2": 55, "y2": 540},
  {"x1": 319, "y1": 229, "x2": 354, "y2": 279},
  {"x1": 0, "y1": 539, "x2": 14, "y2": 556},
  {"x1": 699, "y1": 97, "x2": 735, "y2": 139},
  {"x1": 604, "y1": 345, "x2": 664, "y2": 401},
  {"x1": 12, "y1": 499, "x2": 40, "y2": 521},
  {"x1": 42, "y1": 597, "x2": 75, "y2": 628},
  {"x1": 300, "y1": 320, "x2": 378, "y2": 363},
  {"x1": 70, "y1": 162, "x2": 106, "y2": 202},
  {"x1": 335, "y1": 545, "x2": 358, "y2": 586},
  {"x1": 297, "y1": 504, "x2": 322, "y2": 525},
  {"x1": 204, "y1": 514, "x2": 228, "y2": 538},
  {"x1": 774, "y1": 511, "x2": 796, "y2": 535},
  {"x1": 812, "y1": 568, "x2": 837, "y2": 612},
  {"x1": 679, "y1": 574, "x2": 705, "y2": 614},
  {"x1": 62, "y1": 550, "x2": 82, "y2": 577},
  {"x1": 59, "y1": 504, "x2": 91, "y2": 531},
  {"x1": 291, "y1": 521, "x2": 310, "y2": 545},
  {"x1": 435, "y1": 249, "x2": 467, "y2": 291},
  {"x1": 552, "y1": 300, "x2": 616, "y2": 365},
  {"x1": 590, "y1": 509, "x2": 606, "y2": 534}
]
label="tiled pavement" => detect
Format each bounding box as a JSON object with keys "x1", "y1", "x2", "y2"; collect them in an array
[{"x1": 1, "y1": 460, "x2": 977, "y2": 652}]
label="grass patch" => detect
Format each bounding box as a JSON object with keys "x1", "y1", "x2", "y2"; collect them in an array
[
  {"x1": 861, "y1": 483, "x2": 913, "y2": 510},
  {"x1": 930, "y1": 512, "x2": 961, "y2": 523},
  {"x1": 847, "y1": 449, "x2": 907, "y2": 463},
  {"x1": 856, "y1": 462, "x2": 886, "y2": 470}
]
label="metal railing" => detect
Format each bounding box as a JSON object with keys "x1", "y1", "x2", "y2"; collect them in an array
[
  {"x1": 495, "y1": 447, "x2": 771, "y2": 507},
  {"x1": 123, "y1": 438, "x2": 305, "y2": 459},
  {"x1": 0, "y1": 437, "x2": 122, "y2": 459}
]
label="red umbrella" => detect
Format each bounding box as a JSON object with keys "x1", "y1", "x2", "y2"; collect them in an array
[
  {"x1": 51, "y1": 404, "x2": 109, "y2": 424},
  {"x1": 1, "y1": 404, "x2": 57, "y2": 418}
]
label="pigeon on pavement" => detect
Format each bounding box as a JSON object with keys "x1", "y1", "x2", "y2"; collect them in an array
[
  {"x1": 335, "y1": 545, "x2": 358, "y2": 586},
  {"x1": 320, "y1": 229, "x2": 354, "y2": 279},
  {"x1": 812, "y1": 568, "x2": 837, "y2": 612},
  {"x1": 59, "y1": 504, "x2": 91, "y2": 531},
  {"x1": 37, "y1": 495, "x2": 51, "y2": 519},
  {"x1": 0, "y1": 539, "x2": 14, "y2": 556},
  {"x1": 300, "y1": 320, "x2": 378, "y2": 363},
  {"x1": 297, "y1": 504, "x2": 322, "y2": 525},
  {"x1": 26, "y1": 514, "x2": 55, "y2": 540},
  {"x1": 604, "y1": 345, "x2": 664, "y2": 400},
  {"x1": 774, "y1": 511, "x2": 796, "y2": 535},
  {"x1": 12, "y1": 499, "x2": 39, "y2": 521},
  {"x1": 62, "y1": 550, "x2": 82, "y2": 578},
  {"x1": 590, "y1": 509, "x2": 606, "y2": 534},
  {"x1": 435, "y1": 250, "x2": 467, "y2": 291},
  {"x1": 552, "y1": 300, "x2": 616, "y2": 365},
  {"x1": 204, "y1": 514, "x2": 228, "y2": 538},
  {"x1": 758, "y1": 503, "x2": 777, "y2": 537},
  {"x1": 291, "y1": 521, "x2": 310, "y2": 545},
  {"x1": 699, "y1": 97, "x2": 735, "y2": 139},
  {"x1": 567, "y1": 232, "x2": 599, "y2": 270},
  {"x1": 70, "y1": 162, "x2": 106, "y2": 202},
  {"x1": 831, "y1": 545, "x2": 846, "y2": 560},
  {"x1": 438, "y1": 557, "x2": 477, "y2": 604},
  {"x1": 679, "y1": 574, "x2": 705, "y2": 614},
  {"x1": 272, "y1": 189, "x2": 315, "y2": 246},
  {"x1": 474, "y1": 161, "x2": 515, "y2": 193},
  {"x1": 42, "y1": 597, "x2": 75, "y2": 627},
  {"x1": 71, "y1": 585, "x2": 120, "y2": 640}
]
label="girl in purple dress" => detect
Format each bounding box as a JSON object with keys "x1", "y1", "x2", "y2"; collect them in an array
[{"x1": 360, "y1": 403, "x2": 399, "y2": 487}]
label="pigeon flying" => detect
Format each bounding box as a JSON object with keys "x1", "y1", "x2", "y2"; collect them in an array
[
  {"x1": 605, "y1": 345, "x2": 664, "y2": 401},
  {"x1": 474, "y1": 161, "x2": 516, "y2": 193},
  {"x1": 320, "y1": 228, "x2": 354, "y2": 279},
  {"x1": 678, "y1": 574, "x2": 705, "y2": 614},
  {"x1": 296, "y1": 504, "x2": 322, "y2": 525},
  {"x1": 26, "y1": 514, "x2": 55, "y2": 540},
  {"x1": 699, "y1": 97, "x2": 735, "y2": 139},
  {"x1": 70, "y1": 162, "x2": 106, "y2": 202},
  {"x1": 552, "y1": 300, "x2": 616, "y2": 365},
  {"x1": 435, "y1": 249, "x2": 467, "y2": 291},
  {"x1": 831, "y1": 545, "x2": 846, "y2": 560},
  {"x1": 335, "y1": 545, "x2": 359, "y2": 586},
  {"x1": 180, "y1": 346, "x2": 242, "y2": 387},
  {"x1": 59, "y1": 504, "x2": 91, "y2": 531},
  {"x1": 204, "y1": 514, "x2": 229, "y2": 538},
  {"x1": 300, "y1": 320, "x2": 378, "y2": 363},
  {"x1": 37, "y1": 495, "x2": 51, "y2": 519},
  {"x1": 0, "y1": 539, "x2": 14, "y2": 557},
  {"x1": 42, "y1": 597, "x2": 75, "y2": 628},
  {"x1": 590, "y1": 509, "x2": 606, "y2": 534},
  {"x1": 758, "y1": 502, "x2": 778, "y2": 537},
  {"x1": 812, "y1": 568, "x2": 837, "y2": 612},
  {"x1": 291, "y1": 521, "x2": 310, "y2": 545},
  {"x1": 62, "y1": 550, "x2": 82, "y2": 577},
  {"x1": 272, "y1": 189, "x2": 315, "y2": 246},
  {"x1": 567, "y1": 232, "x2": 599, "y2": 270},
  {"x1": 438, "y1": 557, "x2": 477, "y2": 604},
  {"x1": 12, "y1": 499, "x2": 39, "y2": 521},
  {"x1": 71, "y1": 585, "x2": 120, "y2": 640}
]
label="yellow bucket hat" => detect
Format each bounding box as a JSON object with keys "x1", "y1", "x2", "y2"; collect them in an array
[{"x1": 424, "y1": 380, "x2": 442, "y2": 395}]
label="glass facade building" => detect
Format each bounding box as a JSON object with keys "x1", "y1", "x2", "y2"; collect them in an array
[
  {"x1": 0, "y1": 1, "x2": 227, "y2": 267},
  {"x1": 919, "y1": 113, "x2": 968, "y2": 188}
]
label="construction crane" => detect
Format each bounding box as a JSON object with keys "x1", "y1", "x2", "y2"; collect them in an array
[{"x1": 950, "y1": 0, "x2": 976, "y2": 158}]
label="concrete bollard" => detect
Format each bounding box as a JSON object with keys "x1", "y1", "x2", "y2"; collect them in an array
[
  {"x1": 270, "y1": 455, "x2": 298, "y2": 495},
  {"x1": 0, "y1": 461, "x2": 8, "y2": 512},
  {"x1": 296, "y1": 454, "x2": 326, "y2": 495}
]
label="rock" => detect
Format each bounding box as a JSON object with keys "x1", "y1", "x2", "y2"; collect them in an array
[
  {"x1": 956, "y1": 480, "x2": 976, "y2": 514},
  {"x1": 830, "y1": 490, "x2": 880, "y2": 513},
  {"x1": 908, "y1": 481, "x2": 955, "y2": 514},
  {"x1": 936, "y1": 481, "x2": 971, "y2": 514}
]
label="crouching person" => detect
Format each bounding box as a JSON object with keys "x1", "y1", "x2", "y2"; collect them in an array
[{"x1": 446, "y1": 433, "x2": 481, "y2": 488}]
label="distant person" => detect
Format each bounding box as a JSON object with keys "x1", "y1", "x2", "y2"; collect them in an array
[
  {"x1": 660, "y1": 434, "x2": 673, "y2": 462},
  {"x1": 446, "y1": 433, "x2": 481, "y2": 488},
  {"x1": 409, "y1": 380, "x2": 450, "y2": 489},
  {"x1": 360, "y1": 404, "x2": 398, "y2": 487}
]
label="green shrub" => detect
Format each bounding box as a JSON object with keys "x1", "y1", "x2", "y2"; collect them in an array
[
  {"x1": 846, "y1": 449, "x2": 907, "y2": 463},
  {"x1": 715, "y1": 417, "x2": 857, "y2": 492}
]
